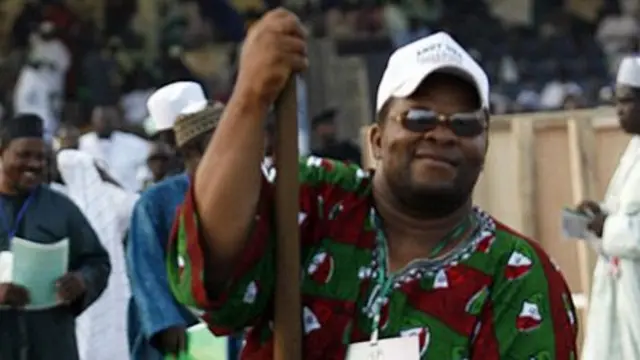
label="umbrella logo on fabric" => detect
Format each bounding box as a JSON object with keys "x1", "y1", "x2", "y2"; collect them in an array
[
  {"x1": 400, "y1": 327, "x2": 431, "y2": 356},
  {"x1": 307, "y1": 251, "x2": 335, "y2": 285},
  {"x1": 475, "y1": 234, "x2": 494, "y2": 253},
  {"x1": 433, "y1": 269, "x2": 449, "y2": 289},
  {"x1": 303, "y1": 306, "x2": 321, "y2": 334},
  {"x1": 505, "y1": 251, "x2": 533, "y2": 280},
  {"x1": 516, "y1": 301, "x2": 542, "y2": 332}
]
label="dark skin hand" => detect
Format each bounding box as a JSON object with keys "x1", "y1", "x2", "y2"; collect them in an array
[
  {"x1": 0, "y1": 283, "x2": 30, "y2": 307},
  {"x1": 576, "y1": 200, "x2": 601, "y2": 216},
  {"x1": 576, "y1": 200, "x2": 607, "y2": 237},
  {"x1": 588, "y1": 213, "x2": 607, "y2": 238},
  {"x1": 56, "y1": 272, "x2": 86, "y2": 304},
  {"x1": 152, "y1": 326, "x2": 188, "y2": 356}
]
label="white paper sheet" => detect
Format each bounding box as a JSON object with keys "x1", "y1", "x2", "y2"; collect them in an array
[
  {"x1": 183, "y1": 323, "x2": 229, "y2": 360},
  {"x1": 11, "y1": 237, "x2": 68, "y2": 310},
  {"x1": 0, "y1": 251, "x2": 13, "y2": 282},
  {"x1": 561, "y1": 208, "x2": 592, "y2": 240},
  {"x1": 346, "y1": 336, "x2": 420, "y2": 360}
]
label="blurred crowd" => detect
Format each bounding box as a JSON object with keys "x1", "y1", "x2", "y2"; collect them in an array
[{"x1": 0, "y1": 0, "x2": 636, "y2": 141}]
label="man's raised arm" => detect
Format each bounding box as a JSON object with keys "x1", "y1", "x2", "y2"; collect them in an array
[{"x1": 192, "y1": 9, "x2": 308, "y2": 284}]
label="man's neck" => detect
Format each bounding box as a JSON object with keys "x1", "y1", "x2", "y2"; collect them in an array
[
  {"x1": 97, "y1": 131, "x2": 114, "y2": 139},
  {"x1": 372, "y1": 173, "x2": 473, "y2": 271},
  {"x1": 0, "y1": 176, "x2": 21, "y2": 196}
]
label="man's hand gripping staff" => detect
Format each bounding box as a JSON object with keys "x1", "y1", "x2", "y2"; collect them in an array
[{"x1": 192, "y1": 8, "x2": 308, "y2": 288}]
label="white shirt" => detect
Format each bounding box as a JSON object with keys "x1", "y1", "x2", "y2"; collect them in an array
[
  {"x1": 79, "y1": 131, "x2": 151, "y2": 192},
  {"x1": 13, "y1": 66, "x2": 57, "y2": 138}
]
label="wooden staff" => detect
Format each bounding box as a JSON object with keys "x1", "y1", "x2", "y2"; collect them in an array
[{"x1": 273, "y1": 78, "x2": 302, "y2": 360}]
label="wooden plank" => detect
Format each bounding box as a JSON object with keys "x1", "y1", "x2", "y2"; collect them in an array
[
  {"x1": 566, "y1": 117, "x2": 599, "y2": 305},
  {"x1": 273, "y1": 79, "x2": 302, "y2": 360},
  {"x1": 511, "y1": 118, "x2": 537, "y2": 237}
]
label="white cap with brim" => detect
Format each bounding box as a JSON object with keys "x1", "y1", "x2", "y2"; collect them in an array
[
  {"x1": 146, "y1": 81, "x2": 206, "y2": 132},
  {"x1": 616, "y1": 56, "x2": 640, "y2": 88},
  {"x1": 376, "y1": 32, "x2": 490, "y2": 113}
]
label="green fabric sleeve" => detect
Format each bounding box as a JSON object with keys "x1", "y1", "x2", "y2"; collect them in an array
[
  {"x1": 471, "y1": 231, "x2": 578, "y2": 359},
  {"x1": 166, "y1": 157, "x2": 370, "y2": 334}
]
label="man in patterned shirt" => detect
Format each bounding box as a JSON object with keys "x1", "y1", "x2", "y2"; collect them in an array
[{"x1": 166, "y1": 9, "x2": 578, "y2": 359}]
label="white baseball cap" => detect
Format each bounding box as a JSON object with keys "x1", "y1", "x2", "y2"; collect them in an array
[
  {"x1": 179, "y1": 100, "x2": 208, "y2": 116},
  {"x1": 376, "y1": 32, "x2": 490, "y2": 113},
  {"x1": 146, "y1": 81, "x2": 206, "y2": 132},
  {"x1": 617, "y1": 55, "x2": 640, "y2": 87}
]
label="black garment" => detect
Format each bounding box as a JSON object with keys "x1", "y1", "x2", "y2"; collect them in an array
[
  {"x1": 11, "y1": 4, "x2": 43, "y2": 49},
  {"x1": 0, "y1": 186, "x2": 111, "y2": 360},
  {"x1": 81, "y1": 52, "x2": 120, "y2": 107}
]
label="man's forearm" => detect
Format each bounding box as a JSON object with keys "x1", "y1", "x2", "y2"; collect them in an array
[{"x1": 194, "y1": 92, "x2": 270, "y2": 263}]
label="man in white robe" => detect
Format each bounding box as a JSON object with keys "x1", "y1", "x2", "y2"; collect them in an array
[
  {"x1": 56, "y1": 149, "x2": 139, "y2": 360},
  {"x1": 79, "y1": 106, "x2": 151, "y2": 192},
  {"x1": 29, "y1": 21, "x2": 71, "y2": 117},
  {"x1": 13, "y1": 61, "x2": 58, "y2": 140},
  {"x1": 14, "y1": 22, "x2": 71, "y2": 140},
  {"x1": 580, "y1": 55, "x2": 640, "y2": 360}
]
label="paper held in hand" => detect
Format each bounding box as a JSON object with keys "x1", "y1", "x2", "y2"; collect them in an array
[
  {"x1": 561, "y1": 208, "x2": 592, "y2": 240},
  {"x1": 10, "y1": 237, "x2": 69, "y2": 310},
  {"x1": 346, "y1": 336, "x2": 420, "y2": 360},
  {"x1": 163, "y1": 323, "x2": 228, "y2": 360}
]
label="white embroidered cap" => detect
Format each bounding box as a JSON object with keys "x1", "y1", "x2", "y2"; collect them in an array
[
  {"x1": 376, "y1": 32, "x2": 490, "y2": 113},
  {"x1": 146, "y1": 81, "x2": 206, "y2": 132},
  {"x1": 616, "y1": 56, "x2": 640, "y2": 87}
]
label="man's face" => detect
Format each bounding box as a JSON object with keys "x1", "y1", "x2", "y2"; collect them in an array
[
  {"x1": 616, "y1": 85, "x2": 640, "y2": 134},
  {"x1": 153, "y1": 130, "x2": 177, "y2": 148},
  {"x1": 370, "y1": 73, "x2": 487, "y2": 215},
  {"x1": 1, "y1": 138, "x2": 47, "y2": 192},
  {"x1": 147, "y1": 142, "x2": 174, "y2": 181}
]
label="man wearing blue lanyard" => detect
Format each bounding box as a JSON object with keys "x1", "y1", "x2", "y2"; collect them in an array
[{"x1": 0, "y1": 114, "x2": 111, "y2": 360}]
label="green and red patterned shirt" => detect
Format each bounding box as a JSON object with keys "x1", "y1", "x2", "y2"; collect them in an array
[{"x1": 166, "y1": 157, "x2": 578, "y2": 359}]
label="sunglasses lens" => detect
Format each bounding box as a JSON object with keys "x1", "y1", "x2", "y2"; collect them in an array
[
  {"x1": 403, "y1": 109, "x2": 438, "y2": 132},
  {"x1": 401, "y1": 109, "x2": 486, "y2": 137},
  {"x1": 449, "y1": 112, "x2": 486, "y2": 137}
]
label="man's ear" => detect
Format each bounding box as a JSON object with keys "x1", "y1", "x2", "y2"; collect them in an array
[{"x1": 369, "y1": 123, "x2": 382, "y2": 161}]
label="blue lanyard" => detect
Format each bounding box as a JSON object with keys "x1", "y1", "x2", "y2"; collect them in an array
[{"x1": 0, "y1": 191, "x2": 35, "y2": 241}]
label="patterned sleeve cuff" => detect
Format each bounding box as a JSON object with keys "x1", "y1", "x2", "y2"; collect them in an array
[{"x1": 168, "y1": 176, "x2": 274, "y2": 311}]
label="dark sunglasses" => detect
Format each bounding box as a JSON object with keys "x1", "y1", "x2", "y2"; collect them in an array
[{"x1": 394, "y1": 108, "x2": 488, "y2": 137}]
